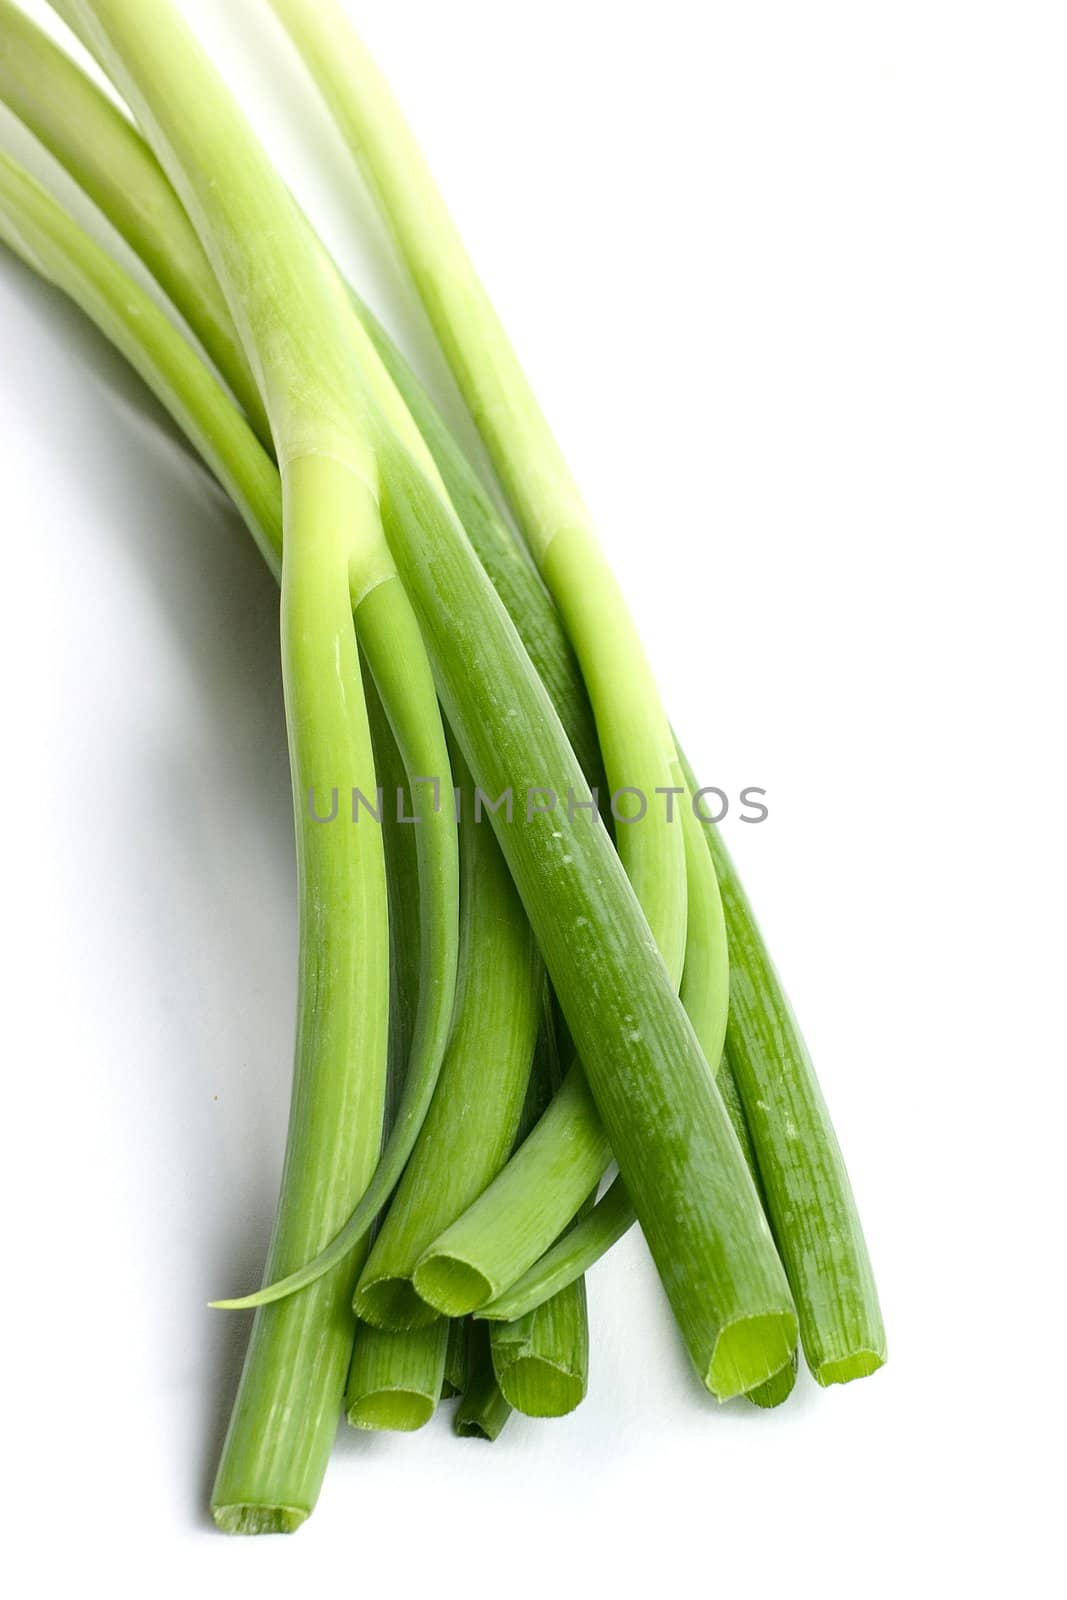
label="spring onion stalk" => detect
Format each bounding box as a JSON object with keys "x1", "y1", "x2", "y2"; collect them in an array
[
  {"x1": 700, "y1": 811, "x2": 887, "y2": 1386},
  {"x1": 0, "y1": 0, "x2": 270, "y2": 446},
  {"x1": 0, "y1": 123, "x2": 814, "y2": 1403},
  {"x1": 266, "y1": 3, "x2": 685, "y2": 983},
  {"x1": 268, "y1": 7, "x2": 881, "y2": 1391},
  {"x1": 1, "y1": 0, "x2": 605, "y2": 798},
  {"x1": 0, "y1": 149, "x2": 282, "y2": 578},
  {"x1": 43, "y1": 0, "x2": 437, "y2": 1531},
  {"x1": 455, "y1": 1327, "x2": 512, "y2": 1442},
  {"x1": 413, "y1": 1064, "x2": 608, "y2": 1315},
  {"x1": 345, "y1": 1320, "x2": 448, "y2": 1432},
  {"x1": 371, "y1": 448, "x2": 797, "y2": 1397},
  {"x1": 441, "y1": 1318, "x2": 469, "y2": 1399},
  {"x1": 490, "y1": 1289, "x2": 588, "y2": 1419},
  {"x1": 353, "y1": 740, "x2": 543, "y2": 1329},
  {"x1": 471, "y1": 790, "x2": 736, "y2": 1340},
  {"x1": 57, "y1": 0, "x2": 461, "y2": 1316},
  {"x1": 16, "y1": 6, "x2": 863, "y2": 1395},
  {"x1": 416, "y1": 772, "x2": 731, "y2": 1318},
  {"x1": 488, "y1": 1015, "x2": 589, "y2": 1418}
]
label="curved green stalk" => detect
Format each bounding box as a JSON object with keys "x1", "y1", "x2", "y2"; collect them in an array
[
  {"x1": 353, "y1": 740, "x2": 542, "y2": 1329},
  {"x1": 13, "y1": 11, "x2": 873, "y2": 1390},
  {"x1": 345, "y1": 1320, "x2": 448, "y2": 1432},
  {"x1": 477, "y1": 1178, "x2": 630, "y2": 1325},
  {"x1": 486, "y1": 991, "x2": 589, "y2": 1418},
  {"x1": 270, "y1": 0, "x2": 688, "y2": 1017},
  {"x1": 441, "y1": 1318, "x2": 469, "y2": 1399},
  {"x1": 53, "y1": 0, "x2": 398, "y2": 1532},
  {"x1": 416, "y1": 766, "x2": 730, "y2": 1317},
  {"x1": 210, "y1": 456, "x2": 390, "y2": 1535},
  {"x1": 0, "y1": 0, "x2": 270, "y2": 445},
  {"x1": 267, "y1": 4, "x2": 879, "y2": 1392},
  {"x1": 53, "y1": 0, "x2": 461, "y2": 1315},
  {"x1": 468, "y1": 791, "x2": 735, "y2": 1324},
  {"x1": 700, "y1": 809, "x2": 887, "y2": 1387},
  {"x1": 455, "y1": 1327, "x2": 512, "y2": 1441},
  {"x1": 0, "y1": 150, "x2": 281, "y2": 578},
  {"x1": 375, "y1": 447, "x2": 796, "y2": 1399},
  {"x1": 413, "y1": 1066, "x2": 610, "y2": 1314}
]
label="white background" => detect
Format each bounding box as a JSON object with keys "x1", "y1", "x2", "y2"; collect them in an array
[{"x1": 1, "y1": 1, "x2": 1063, "y2": 1593}]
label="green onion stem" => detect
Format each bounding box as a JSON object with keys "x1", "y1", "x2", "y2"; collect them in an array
[
  {"x1": 441, "y1": 1318, "x2": 469, "y2": 1399},
  {"x1": 53, "y1": 0, "x2": 462, "y2": 1313},
  {"x1": 13, "y1": 7, "x2": 877, "y2": 1390},
  {"x1": 262, "y1": 6, "x2": 881, "y2": 1391},
  {"x1": 375, "y1": 449, "x2": 797, "y2": 1398},
  {"x1": 345, "y1": 1320, "x2": 448, "y2": 1432},
  {"x1": 488, "y1": 1016, "x2": 589, "y2": 1419},
  {"x1": 352, "y1": 739, "x2": 543, "y2": 1329},
  {"x1": 0, "y1": 0, "x2": 271, "y2": 446},
  {"x1": 698, "y1": 791, "x2": 887, "y2": 1386},
  {"x1": 454, "y1": 1326, "x2": 512, "y2": 1442},
  {"x1": 0, "y1": 150, "x2": 282, "y2": 579},
  {"x1": 10, "y1": 41, "x2": 796, "y2": 1391},
  {"x1": 47, "y1": 0, "x2": 424, "y2": 1530}
]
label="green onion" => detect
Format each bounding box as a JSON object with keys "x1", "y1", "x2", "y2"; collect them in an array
[
  {"x1": 23, "y1": 4, "x2": 799, "y2": 1396},
  {"x1": 353, "y1": 739, "x2": 543, "y2": 1328},
  {"x1": 51, "y1": 0, "x2": 446, "y2": 1530},
  {"x1": 701, "y1": 811, "x2": 887, "y2": 1386},
  {"x1": 0, "y1": 0, "x2": 271, "y2": 446},
  {"x1": 441, "y1": 1318, "x2": 470, "y2": 1400},
  {"x1": 345, "y1": 1321, "x2": 448, "y2": 1433},
  {"x1": 487, "y1": 996, "x2": 590, "y2": 1418},
  {"x1": 0, "y1": 150, "x2": 282, "y2": 579},
  {"x1": 4, "y1": 4, "x2": 885, "y2": 1473},
  {"x1": 266, "y1": 0, "x2": 882, "y2": 1393},
  {"x1": 376, "y1": 448, "x2": 797, "y2": 1398},
  {"x1": 454, "y1": 1326, "x2": 512, "y2": 1442}
]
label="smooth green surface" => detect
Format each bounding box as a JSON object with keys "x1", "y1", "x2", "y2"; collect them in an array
[
  {"x1": 345, "y1": 1320, "x2": 447, "y2": 1432},
  {"x1": 354, "y1": 741, "x2": 542, "y2": 1328},
  {"x1": 212, "y1": 456, "x2": 390, "y2": 1532},
  {"x1": 17, "y1": 2, "x2": 877, "y2": 1396},
  {"x1": 414, "y1": 1066, "x2": 610, "y2": 1315},
  {"x1": 378, "y1": 447, "x2": 797, "y2": 1398},
  {"x1": 0, "y1": 0, "x2": 270, "y2": 444},
  {"x1": 690, "y1": 755, "x2": 887, "y2": 1386},
  {"x1": 0, "y1": 152, "x2": 281, "y2": 579},
  {"x1": 54, "y1": 0, "x2": 398, "y2": 1531}
]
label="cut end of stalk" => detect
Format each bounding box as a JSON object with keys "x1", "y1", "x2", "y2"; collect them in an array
[
  {"x1": 346, "y1": 1389, "x2": 436, "y2": 1432},
  {"x1": 705, "y1": 1311, "x2": 798, "y2": 1402},
  {"x1": 412, "y1": 1252, "x2": 493, "y2": 1316},
  {"x1": 746, "y1": 1356, "x2": 798, "y2": 1410},
  {"x1": 813, "y1": 1348, "x2": 886, "y2": 1387},
  {"x1": 454, "y1": 1414, "x2": 494, "y2": 1441},
  {"x1": 353, "y1": 1274, "x2": 440, "y2": 1331},
  {"x1": 496, "y1": 1355, "x2": 585, "y2": 1418},
  {"x1": 211, "y1": 1503, "x2": 308, "y2": 1536}
]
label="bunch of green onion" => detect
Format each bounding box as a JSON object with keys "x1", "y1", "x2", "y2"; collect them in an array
[{"x1": 0, "y1": 0, "x2": 885, "y2": 1535}]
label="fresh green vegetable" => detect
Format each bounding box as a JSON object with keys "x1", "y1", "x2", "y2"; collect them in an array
[
  {"x1": 49, "y1": 0, "x2": 450, "y2": 1531},
  {"x1": 486, "y1": 994, "x2": 590, "y2": 1418},
  {"x1": 455, "y1": 1327, "x2": 512, "y2": 1441},
  {"x1": 345, "y1": 1321, "x2": 448, "y2": 1432},
  {"x1": 0, "y1": 0, "x2": 271, "y2": 446},
  {"x1": 0, "y1": 3, "x2": 888, "y2": 1535},
  {"x1": 353, "y1": 739, "x2": 543, "y2": 1328},
  {"x1": 0, "y1": 150, "x2": 281, "y2": 577},
  {"x1": 441, "y1": 1318, "x2": 469, "y2": 1399},
  {"x1": 702, "y1": 809, "x2": 887, "y2": 1385}
]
